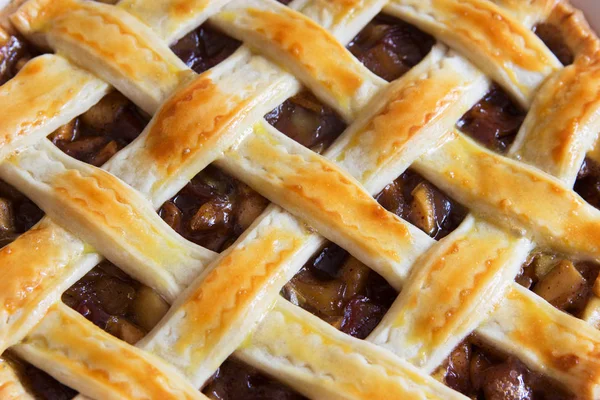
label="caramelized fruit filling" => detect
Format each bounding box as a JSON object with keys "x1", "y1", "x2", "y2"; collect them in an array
[
  {"x1": 2, "y1": 353, "x2": 76, "y2": 400},
  {"x1": 49, "y1": 91, "x2": 148, "y2": 166},
  {"x1": 0, "y1": 30, "x2": 37, "y2": 85},
  {"x1": 203, "y1": 358, "x2": 307, "y2": 400},
  {"x1": 283, "y1": 244, "x2": 397, "y2": 339},
  {"x1": 265, "y1": 90, "x2": 347, "y2": 154},
  {"x1": 347, "y1": 14, "x2": 435, "y2": 82},
  {"x1": 377, "y1": 169, "x2": 467, "y2": 240},
  {"x1": 171, "y1": 24, "x2": 241, "y2": 74},
  {"x1": 62, "y1": 261, "x2": 170, "y2": 344},
  {"x1": 517, "y1": 252, "x2": 600, "y2": 317},
  {"x1": 159, "y1": 166, "x2": 269, "y2": 253},
  {"x1": 0, "y1": 180, "x2": 44, "y2": 247},
  {"x1": 575, "y1": 157, "x2": 600, "y2": 210},
  {"x1": 533, "y1": 23, "x2": 574, "y2": 66},
  {"x1": 457, "y1": 84, "x2": 526, "y2": 153},
  {"x1": 566, "y1": 159, "x2": 600, "y2": 315},
  {"x1": 437, "y1": 336, "x2": 574, "y2": 400}
]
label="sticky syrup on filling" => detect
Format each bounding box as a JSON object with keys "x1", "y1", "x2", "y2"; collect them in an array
[
  {"x1": 1, "y1": 353, "x2": 76, "y2": 400},
  {"x1": 62, "y1": 260, "x2": 170, "y2": 344},
  {"x1": 567, "y1": 158, "x2": 600, "y2": 317},
  {"x1": 347, "y1": 14, "x2": 435, "y2": 82},
  {"x1": 49, "y1": 91, "x2": 148, "y2": 166},
  {"x1": 377, "y1": 169, "x2": 467, "y2": 240},
  {"x1": 170, "y1": 23, "x2": 241, "y2": 74},
  {"x1": 282, "y1": 244, "x2": 397, "y2": 338},
  {"x1": 264, "y1": 91, "x2": 347, "y2": 154},
  {"x1": 0, "y1": 180, "x2": 44, "y2": 247},
  {"x1": 203, "y1": 358, "x2": 307, "y2": 400},
  {"x1": 533, "y1": 23, "x2": 574, "y2": 66},
  {"x1": 516, "y1": 252, "x2": 600, "y2": 318},
  {"x1": 575, "y1": 157, "x2": 600, "y2": 210},
  {"x1": 159, "y1": 165, "x2": 270, "y2": 252},
  {"x1": 457, "y1": 84, "x2": 526, "y2": 153},
  {"x1": 0, "y1": 30, "x2": 38, "y2": 85},
  {"x1": 436, "y1": 336, "x2": 575, "y2": 400}
]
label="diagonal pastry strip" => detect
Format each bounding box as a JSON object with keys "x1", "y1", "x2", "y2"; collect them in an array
[
  {"x1": 11, "y1": 0, "x2": 194, "y2": 114},
  {"x1": 0, "y1": 55, "x2": 110, "y2": 161},
  {"x1": 237, "y1": 298, "x2": 467, "y2": 400},
  {"x1": 383, "y1": 0, "x2": 562, "y2": 107},
  {"x1": 13, "y1": 302, "x2": 207, "y2": 400}
]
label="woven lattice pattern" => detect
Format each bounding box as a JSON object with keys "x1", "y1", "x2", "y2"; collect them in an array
[{"x1": 0, "y1": 0, "x2": 599, "y2": 399}]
